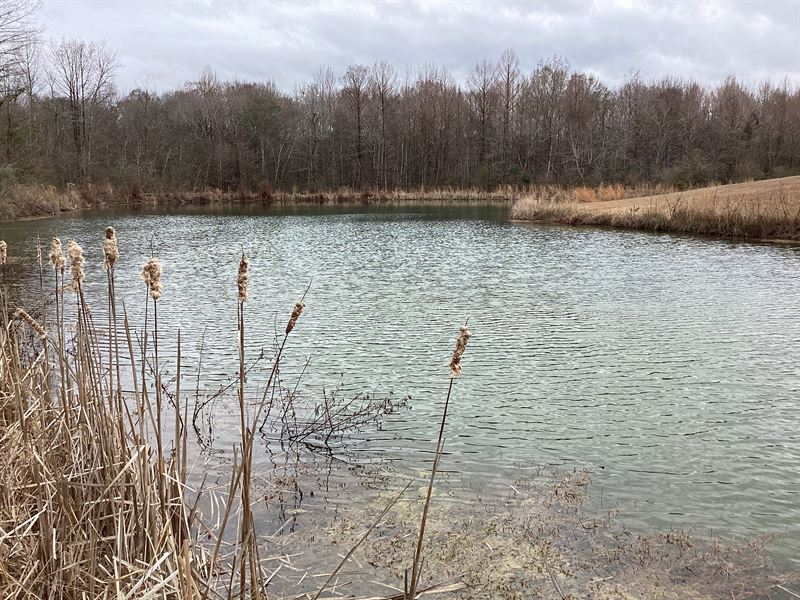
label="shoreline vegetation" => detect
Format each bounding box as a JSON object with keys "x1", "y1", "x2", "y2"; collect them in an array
[
  {"x1": 3, "y1": 175, "x2": 800, "y2": 244},
  {"x1": 1, "y1": 183, "x2": 516, "y2": 222},
  {"x1": 1, "y1": 231, "x2": 797, "y2": 597},
  {"x1": 512, "y1": 176, "x2": 800, "y2": 243}
]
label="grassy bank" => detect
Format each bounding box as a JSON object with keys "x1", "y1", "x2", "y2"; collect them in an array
[
  {"x1": 0, "y1": 183, "x2": 90, "y2": 221},
  {"x1": 512, "y1": 176, "x2": 800, "y2": 242}
]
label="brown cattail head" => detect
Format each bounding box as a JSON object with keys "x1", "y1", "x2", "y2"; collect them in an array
[
  {"x1": 50, "y1": 237, "x2": 65, "y2": 271},
  {"x1": 286, "y1": 302, "x2": 304, "y2": 335},
  {"x1": 140, "y1": 257, "x2": 163, "y2": 300},
  {"x1": 103, "y1": 226, "x2": 119, "y2": 271},
  {"x1": 237, "y1": 255, "x2": 249, "y2": 302},
  {"x1": 0, "y1": 240, "x2": 7, "y2": 265},
  {"x1": 67, "y1": 240, "x2": 85, "y2": 291},
  {"x1": 448, "y1": 326, "x2": 472, "y2": 378},
  {"x1": 14, "y1": 308, "x2": 47, "y2": 340}
]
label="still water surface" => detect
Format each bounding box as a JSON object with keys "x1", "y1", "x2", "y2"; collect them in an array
[{"x1": 3, "y1": 205, "x2": 799, "y2": 566}]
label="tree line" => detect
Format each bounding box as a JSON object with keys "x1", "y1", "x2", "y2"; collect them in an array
[{"x1": 2, "y1": 1, "x2": 799, "y2": 195}]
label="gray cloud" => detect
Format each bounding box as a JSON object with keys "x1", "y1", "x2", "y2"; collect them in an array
[{"x1": 40, "y1": 0, "x2": 800, "y2": 92}]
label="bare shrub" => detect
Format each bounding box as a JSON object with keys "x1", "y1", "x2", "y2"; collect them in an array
[{"x1": 257, "y1": 179, "x2": 273, "y2": 201}]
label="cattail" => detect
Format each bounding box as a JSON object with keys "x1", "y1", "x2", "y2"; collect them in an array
[
  {"x1": 103, "y1": 226, "x2": 119, "y2": 271},
  {"x1": 36, "y1": 237, "x2": 43, "y2": 270},
  {"x1": 14, "y1": 308, "x2": 47, "y2": 340},
  {"x1": 0, "y1": 240, "x2": 7, "y2": 265},
  {"x1": 237, "y1": 255, "x2": 249, "y2": 302},
  {"x1": 140, "y1": 257, "x2": 163, "y2": 300},
  {"x1": 67, "y1": 240, "x2": 85, "y2": 291},
  {"x1": 286, "y1": 302, "x2": 304, "y2": 334},
  {"x1": 50, "y1": 237, "x2": 65, "y2": 270},
  {"x1": 448, "y1": 326, "x2": 472, "y2": 378}
]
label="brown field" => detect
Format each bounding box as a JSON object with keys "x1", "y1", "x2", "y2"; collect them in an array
[{"x1": 512, "y1": 176, "x2": 800, "y2": 242}]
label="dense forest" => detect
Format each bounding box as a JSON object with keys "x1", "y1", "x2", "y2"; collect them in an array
[{"x1": 2, "y1": 1, "x2": 799, "y2": 195}]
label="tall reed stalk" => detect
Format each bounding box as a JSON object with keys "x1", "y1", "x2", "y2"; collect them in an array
[{"x1": 407, "y1": 325, "x2": 471, "y2": 599}]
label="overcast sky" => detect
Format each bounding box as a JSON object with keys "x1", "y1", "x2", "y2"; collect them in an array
[{"x1": 39, "y1": 0, "x2": 800, "y2": 92}]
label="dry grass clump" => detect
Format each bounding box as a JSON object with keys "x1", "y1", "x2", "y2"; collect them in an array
[
  {"x1": 574, "y1": 183, "x2": 626, "y2": 203},
  {"x1": 0, "y1": 230, "x2": 283, "y2": 598},
  {"x1": 0, "y1": 184, "x2": 84, "y2": 220},
  {"x1": 0, "y1": 296, "x2": 204, "y2": 597},
  {"x1": 512, "y1": 182, "x2": 675, "y2": 207},
  {"x1": 0, "y1": 182, "x2": 116, "y2": 221}
]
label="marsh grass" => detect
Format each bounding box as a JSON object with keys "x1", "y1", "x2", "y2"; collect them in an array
[
  {"x1": 512, "y1": 189, "x2": 800, "y2": 241},
  {"x1": 0, "y1": 184, "x2": 90, "y2": 221},
  {"x1": 142, "y1": 183, "x2": 685, "y2": 210},
  {"x1": 0, "y1": 231, "x2": 311, "y2": 598},
  {"x1": 0, "y1": 181, "x2": 689, "y2": 221},
  {"x1": 0, "y1": 228, "x2": 470, "y2": 599}
]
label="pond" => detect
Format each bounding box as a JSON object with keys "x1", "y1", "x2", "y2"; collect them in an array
[{"x1": 2, "y1": 204, "x2": 798, "y2": 575}]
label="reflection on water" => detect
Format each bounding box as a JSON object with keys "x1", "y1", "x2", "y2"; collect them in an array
[{"x1": 3, "y1": 205, "x2": 799, "y2": 569}]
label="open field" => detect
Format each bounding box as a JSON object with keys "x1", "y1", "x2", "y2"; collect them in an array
[{"x1": 512, "y1": 176, "x2": 800, "y2": 242}]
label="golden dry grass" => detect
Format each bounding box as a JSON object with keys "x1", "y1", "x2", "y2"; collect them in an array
[
  {"x1": 579, "y1": 176, "x2": 800, "y2": 215},
  {"x1": 512, "y1": 176, "x2": 800, "y2": 241}
]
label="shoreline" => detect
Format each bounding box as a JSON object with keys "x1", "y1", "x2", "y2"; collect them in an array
[
  {"x1": 6, "y1": 177, "x2": 800, "y2": 248},
  {"x1": 2, "y1": 188, "x2": 517, "y2": 223},
  {"x1": 511, "y1": 176, "x2": 800, "y2": 245},
  {"x1": 510, "y1": 217, "x2": 800, "y2": 246}
]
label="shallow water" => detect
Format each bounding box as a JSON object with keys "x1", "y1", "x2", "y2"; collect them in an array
[{"x1": 3, "y1": 205, "x2": 799, "y2": 568}]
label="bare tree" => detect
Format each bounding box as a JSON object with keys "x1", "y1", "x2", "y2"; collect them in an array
[
  {"x1": 369, "y1": 60, "x2": 396, "y2": 188},
  {"x1": 496, "y1": 48, "x2": 520, "y2": 173},
  {"x1": 47, "y1": 38, "x2": 118, "y2": 178},
  {"x1": 466, "y1": 60, "x2": 498, "y2": 172},
  {"x1": 0, "y1": 0, "x2": 39, "y2": 101},
  {"x1": 342, "y1": 64, "x2": 369, "y2": 185},
  {"x1": 3, "y1": 40, "x2": 798, "y2": 193}
]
